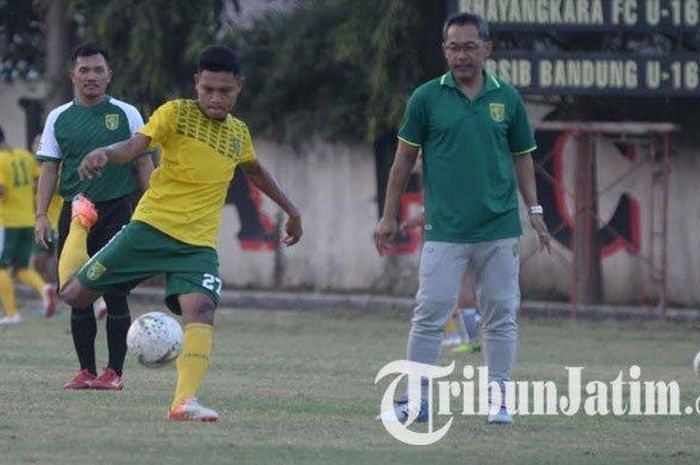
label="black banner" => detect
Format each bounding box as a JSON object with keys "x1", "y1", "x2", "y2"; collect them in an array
[
  {"x1": 458, "y1": 0, "x2": 699, "y2": 30},
  {"x1": 486, "y1": 53, "x2": 700, "y2": 95}
]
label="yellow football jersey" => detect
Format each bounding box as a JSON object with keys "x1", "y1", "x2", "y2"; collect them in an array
[
  {"x1": 33, "y1": 161, "x2": 63, "y2": 227},
  {"x1": 0, "y1": 148, "x2": 39, "y2": 227},
  {"x1": 47, "y1": 193, "x2": 63, "y2": 226},
  {"x1": 133, "y1": 100, "x2": 256, "y2": 247}
]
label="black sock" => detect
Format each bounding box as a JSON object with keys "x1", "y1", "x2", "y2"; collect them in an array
[
  {"x1": 71, "y1": 307, "x2": 97, "y2": 375},
  {"x1": 104, "y1": 294, "x2": 130, "y2": 376}
]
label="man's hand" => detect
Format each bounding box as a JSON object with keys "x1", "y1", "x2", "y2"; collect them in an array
[
  {"x1": 282, "y1": 213, "x2": 302, "y2": 246},
  {"x1": 374, "y1": 217, "x2": 399, "y2": 256},
  {"x1": 34, "y1": 215, "x2": 52, "y2": 249},
  {"x1": 78, "y1": 149, "x2": 109, "y2": 179},
  {"x1": 530, "y1": 214, "x2": 551, "y2": 254}
]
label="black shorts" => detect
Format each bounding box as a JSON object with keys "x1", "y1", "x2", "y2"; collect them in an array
[{"x1": 57, "y1": 195, "x2": 134, "y2": 263}]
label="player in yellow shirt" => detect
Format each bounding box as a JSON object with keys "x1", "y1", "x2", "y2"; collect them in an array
[
  {"x1": 0, "y1": 126, "x2": 58, "y2": 325},
  {"x1": 58, "y1": 45, "x2": 302, "y2": 421}
]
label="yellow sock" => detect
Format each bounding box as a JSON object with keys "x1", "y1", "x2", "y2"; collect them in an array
[
  {"x1": 58, "y1": 218, "x2": 90, "y2": 289},
  {"x1": 16, "y1": 269, "x2": 46, "y2": 294},
  {"x1": 443, "y1": 316, "x2": 457, "y2": 332},
  {"x1": 172, "y1": 323, "x2": 213, "y2": 409},
  {"x1": 0, "y1": 269, "x2": 17, "y2": 317}
]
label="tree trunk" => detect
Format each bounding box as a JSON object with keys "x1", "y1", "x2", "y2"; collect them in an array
[{"x1": 43, "y1": 0, "x2": 73, "y2": 114}]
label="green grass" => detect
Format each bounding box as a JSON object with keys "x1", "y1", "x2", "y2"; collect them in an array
[{"x1": 2, "y1": 300, "x2": 700, "y2": 465}]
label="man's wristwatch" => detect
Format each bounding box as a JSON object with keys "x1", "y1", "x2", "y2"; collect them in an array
[{"x1": 528, "y1": 205, "x2": 544, "y2": 215}]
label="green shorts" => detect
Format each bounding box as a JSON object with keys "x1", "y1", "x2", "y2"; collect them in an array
[
  {"x1": 76, "y1": 220, "x2": 222, "y2": 314},
  {"x1": 0, "y1": 227, "x2": 34, "y2": 268}
]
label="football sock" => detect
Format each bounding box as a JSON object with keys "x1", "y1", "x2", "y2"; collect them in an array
[
  {"x1": 58, "y1": 218, "x2": 89, "y2": 290},
  {"x1": 458, "y1": 307, "x2": 480, "y2": 343},
  {"x1": 16, "y1": 268, "x2": 46, "y2": 294},
  {"x1": 172, "y1": 323, "x2": 213, "y2": 409},
  {"x1": 0, "y1": 269, "x2": 17, "y2": 317},
  {"x1": 71, "y1": 307, "x2": 97, "y2": 375},
  {"x1": 104, "y1": 294, "x2": 131, "y2": 376},
  {"x1": 443, "y1": 315, "x2": 457, "y2": 333}
]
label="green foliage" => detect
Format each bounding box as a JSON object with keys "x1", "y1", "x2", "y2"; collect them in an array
[
  {"x1": 4, "y1": 0, "x2": 696, "y2": 142},
  {"x1": 234, "y1": 2, "x2": 368, "y2": 143},
  {"x1": 235, "y1": 0, "x2": 446, "y2": 143},
  {"x1": 69, "y1": 0, "x2": 234, "y2": 113},
  {"x1": 332, "y1": 0, "x2": 445, "y2": 140},
  {"x1": 0, "y1": 0, "x2": 43, "y2": 80}
]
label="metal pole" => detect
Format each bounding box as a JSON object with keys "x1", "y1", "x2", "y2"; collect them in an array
[
  {"x1": 574, "y1": 131, "x2": 602, "y2": 313},
  {"x1": 649, "y1": 136, "x2": 656, "y2": 289},
  {"x1": 571, "y1": 132, "x2": 579, "y2": 319},
  {"x1": 661, "y1": 134, "x2": 671, "y2": 317}
]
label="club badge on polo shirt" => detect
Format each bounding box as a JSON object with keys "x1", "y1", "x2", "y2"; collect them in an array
[
  {"x1": 489, "y1": 103, "x2": 505, "y2": 123},
  {"x1": 105, "y1": 114, "x2": 120, "y2": 131},
  {"x1": 86, "y1": 261, "x2": 107, "y2": 281}
]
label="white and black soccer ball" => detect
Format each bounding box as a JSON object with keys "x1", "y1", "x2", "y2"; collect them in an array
[
  {"x1": 127, "y1": 312, "x2": 183, "y2": 368},
  {"x1": 694, "y1": 350, "x2": 700, "y2": 377}
]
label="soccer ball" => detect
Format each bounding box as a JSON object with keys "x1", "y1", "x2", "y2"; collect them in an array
[
  {"x1": 127, "y1": 312, "x2": 183, "y2": 368},
  {"x1": 694, "y1": 350, "x2": 700, "y2": 376}
]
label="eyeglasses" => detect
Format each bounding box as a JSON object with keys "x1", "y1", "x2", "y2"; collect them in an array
[{"x1": 444, "y1": 42, "x2": 482, "y2": 55}]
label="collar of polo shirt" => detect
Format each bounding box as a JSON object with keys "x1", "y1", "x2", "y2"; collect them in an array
[{"x1": 439, "y1": 70, "x2": 501, "y2": 100}]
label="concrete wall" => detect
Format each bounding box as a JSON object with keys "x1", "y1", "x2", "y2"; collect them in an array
[
  {"x1": 217, "y1": 127, "x2": 700, "y2": 306},
  {"x1": 518, "y1": 131, "x2": 700, "y2": 306},
  {"x1": 0, "y1": 81, "x2": 45, "y2": 148},
  {"x1": 217, "y1": 138, "x2": 408, "y2": 292}
]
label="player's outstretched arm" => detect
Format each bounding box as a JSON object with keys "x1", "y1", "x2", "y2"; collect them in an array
[
  {"x1": 374, "y1": 141, "x2": 419, "y2": 255},
  {"x1": 78, "y1": 134, "x2": 151, "y2": 180},
  {"x1": 241, "y1": 160, "x2": 302, "y2": 246}
]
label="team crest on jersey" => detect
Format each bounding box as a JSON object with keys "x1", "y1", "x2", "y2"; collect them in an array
[
  {"x1": 231, "y1": 139, "x2": 241, "y2": 158},
  {"x1": 489, "y1": 103, "x2": 505, "y2": 123},
  {"x1": 105, "y1": 114, "x2": 120, "y2": 130},
  {"x1": 86, "y1": 261, "x2": 106, "y2": 281}
]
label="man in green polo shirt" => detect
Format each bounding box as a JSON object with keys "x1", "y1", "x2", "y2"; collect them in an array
[
  {"x1": 374, "y1": 12, "x2": 550, "y2": 425},
  {"x1": 35, "y1": 44, "x2": 153, "y2": 391}
]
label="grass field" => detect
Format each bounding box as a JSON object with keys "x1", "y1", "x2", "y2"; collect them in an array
[{"x1": 2, "y1": 299, "x2": 700, "y2": 465}]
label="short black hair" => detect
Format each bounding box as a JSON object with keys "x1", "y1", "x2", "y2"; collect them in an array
[
  {"x1": 0, "y1": 125, "x2": 5, "y2": 144},
  {"x1": 72, "y1": 44, "x2": 110, "y2": 66},
  {"x1": 443, "y1": 13, "x2": 490, "y2": 41},
  {"x1": 197, "y1": 45, "x2": 241, "y2": 76}
]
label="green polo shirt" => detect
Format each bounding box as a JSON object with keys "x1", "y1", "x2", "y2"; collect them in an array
[
  {"x1": 398, "y1": 71, "x2": 536, "y2": 243},
  {"x1": 36, "y1": 96, "x2": 144, "y2": 202}
]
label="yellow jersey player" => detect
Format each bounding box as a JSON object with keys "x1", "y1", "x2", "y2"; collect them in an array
[
  {"x1": 0, "y1": 126, "x2": 58, "y2": 325},
  {"x1": 59, "y1": 45, "x2": 302, "y2": 421}
]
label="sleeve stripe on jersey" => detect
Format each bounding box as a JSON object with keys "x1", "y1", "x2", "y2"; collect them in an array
[
  {"x1": 512, "y1": 145, "x2": 537, "y2": 155},
  {"x1": 110, "y1": 97, "x2": 145, "y2": 134},
  {"x1": 36, "y1": 101, "x2": 73, "y2": 160},
  {"x1": 398, "y1": 136, "x2": 421, "y2": 148}
]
